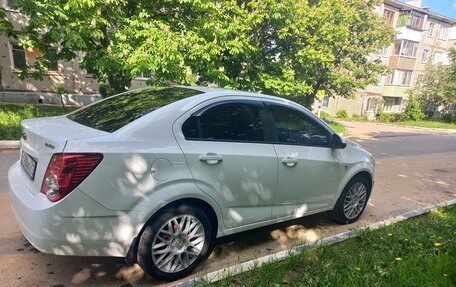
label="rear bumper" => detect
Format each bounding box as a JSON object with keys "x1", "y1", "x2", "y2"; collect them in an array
[{"x1": 8, "y1": 161, "x2": 134, "y2": 257}]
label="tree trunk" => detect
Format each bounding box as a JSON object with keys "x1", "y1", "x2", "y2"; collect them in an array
[{"x1": 59, "y1": 93, "x2": 65, "y2": 108}]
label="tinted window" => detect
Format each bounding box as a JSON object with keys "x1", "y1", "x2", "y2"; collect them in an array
[
  {"x1": 182, "y1": 102, "x2": 264, "y2": 142},
  {"x1": 68, "y1": 87, "x2": 202, "y2": 132},
  {"x1": 269, "y1": 105, "x2": 329, "y2": 146}
]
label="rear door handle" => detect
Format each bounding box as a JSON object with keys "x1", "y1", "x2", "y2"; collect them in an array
[
  {"x1": 199, "y1": 153, "x2": 223, "y2": 165},
  {"x1": 282, "y1": 157, "x2": 298, "y2": 167}
]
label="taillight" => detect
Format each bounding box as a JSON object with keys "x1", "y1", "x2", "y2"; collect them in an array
[{"x1": 41, "y1": 153, "x2": 103, "y2": 202}]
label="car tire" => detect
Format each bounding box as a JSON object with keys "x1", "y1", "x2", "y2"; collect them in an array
[
  {"x1": 332, "y1": 176, "x2": 371, "y2": 224},
  {"x1": 137, "y1": 204, "x2": 213, "y2": 281}
]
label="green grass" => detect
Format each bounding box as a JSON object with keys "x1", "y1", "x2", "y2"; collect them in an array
[
  {"x1": 0, "y1": 103, "x2": 75, "y2": 140},
  {"x1": 325, "y1": 119, "x2": 346, "y2": 134},
  {"x1": 387, "y1": 120, "x2": 456, "y2": 130},
  {"x1": 343, "y1": 116, "x2": 456, "y2": 130},
  {"x1": 212, "y1": 205, "x2": 456, "y2": 287}
]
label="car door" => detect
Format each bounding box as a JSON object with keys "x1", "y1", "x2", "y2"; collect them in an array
[
  {"x1": 266, "y1": 102, "x2": 347, "y2": 218},
  {"x1": 173, "y1": 98, "x2": 278, "y2": 229}
]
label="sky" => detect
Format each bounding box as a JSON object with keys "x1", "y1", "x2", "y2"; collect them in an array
[{"x1": 400, "y1": 0, "x2": 456, "y2": 19}]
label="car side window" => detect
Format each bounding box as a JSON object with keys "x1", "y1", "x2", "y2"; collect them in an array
[
  {"x1": 182, "y1": 102, "x2": 265, "y2": 142},
  {"x1": 268, "y1": 105, "x2": 330, "y2": 146}
]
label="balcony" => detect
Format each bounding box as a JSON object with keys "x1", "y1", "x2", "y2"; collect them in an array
[
  {"x1": 396, "y1": 26, "x2": 422, "y2": 42},
  {"x1": 397, "y1": 10, "x2": 426, "y2": 31}
]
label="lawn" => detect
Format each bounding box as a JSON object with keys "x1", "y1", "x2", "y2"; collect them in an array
[
  {"x1": 0, "y1": 103, "x2": 75, "y2": 140},
  {"x1": 212, "y1": 205, "x2": 456, "y2": 287},
  {"x1": 337, "y1": 117, "x2": 456, "y2": 130},
  {"x1": 325, "y1": 119, "x2": 346, "y2": 134},
  {"x1": 387, "y1": 120, "x2": 456, "y2": 130}
]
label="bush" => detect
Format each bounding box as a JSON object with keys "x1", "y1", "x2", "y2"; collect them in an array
[
  {"x1": 351, "y1": 114, "x2": 361, "y2": 120},
  {"x1": 403, "y1": 100, "x2": 425, "y2": 121},
  {"x1": 320, "y1": 111, "x2": 330, "y2": 119},
  {"x1": 99, "y1": 83, "x2": 115, "y2": 98},
  {"x1": 441, "y1": 114, "x2": 454, "y2": 123},
  {"x1": 336, "y1": 109, "x2": 348, "y2": 119},
  {"x1": 376, "y1": 111, "x2": 391, "y2": 122},
  {"x1": 389, "y1": 113, "x2": 404, "y2": 122}
]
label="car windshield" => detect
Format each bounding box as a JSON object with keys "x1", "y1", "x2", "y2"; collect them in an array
[{"x1": 67, "y1": 87, "x2": 202, "y2": 132}]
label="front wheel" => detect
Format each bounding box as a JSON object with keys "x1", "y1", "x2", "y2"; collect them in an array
[
  {"x1": 137, "y1": 204, "x2": 213, "y2": 281},
  {"x1": 332, "y1": 176, "x2": 371, "y2": 224}
]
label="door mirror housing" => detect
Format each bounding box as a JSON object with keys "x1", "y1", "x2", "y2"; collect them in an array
[{"x1": 331, "y1": 134, "x2": 347, "y2": 149}]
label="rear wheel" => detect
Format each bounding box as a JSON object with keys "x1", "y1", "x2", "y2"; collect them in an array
[
  {"x1": 332, "y1": 176, "x2": 370, "y2": 224},
  {"x1": 137, "y1": 204, "x2": 213, "y2": 281}
]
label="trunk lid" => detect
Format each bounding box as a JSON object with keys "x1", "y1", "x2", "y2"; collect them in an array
[{"x1": 20, "y1": 116, "x2": 108, "y2": 195}]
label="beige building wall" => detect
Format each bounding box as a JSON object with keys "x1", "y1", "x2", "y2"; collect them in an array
[
  {"x1": 320, "y1": 0, "x2": 455, "y2": 118},
  {"x1": 0, "y1": 3, "x2": 150, "y2": 106}
]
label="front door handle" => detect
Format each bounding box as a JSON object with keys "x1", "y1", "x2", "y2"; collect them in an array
[
  {"x1": 282, "y1": 157, "x2": 298, "y2": 167},
  {"x1": 199, "y1": 153, "x2": 223, "y2": 165}
]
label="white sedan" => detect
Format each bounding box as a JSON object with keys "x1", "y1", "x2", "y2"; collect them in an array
[{"x1": 9, "y1": 86, "x2": 374, "y2": 280}]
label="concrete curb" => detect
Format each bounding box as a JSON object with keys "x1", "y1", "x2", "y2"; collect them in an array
[
  {"x1": 0, "y1": 140, "x2": 20, "y2": 149},
  {"x1": 177, "y1": 198, "x2": 456, "y2": 287}
]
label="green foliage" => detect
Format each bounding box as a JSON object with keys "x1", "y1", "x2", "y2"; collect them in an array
[
  {"x1": 8, "y1": 0, "x2": 394, "y2": 104},
  {"x1": 411, "y1": 50, "x2": 456, "y2": 113},
  {"x1": 323, "y1": 119, "x2": 346, "y2": 134},
  {"x1": 403, "y1": 100, "x2": 425, "y2": 122},
  {"x1": 336, "y1": 109, "x2": 348, "y2": 119},
  {"x1": 0, "y1": 104, "x2": 75, "y2": 140},
  {"x1": 319, "y1": 111, "x2": 330, "y2": 119},
  {"x1": 98, "y1": 83, "x2": 115, "y2": 98},
  {"x1": 54, "y1": 84, "x2": 69, "y2": 108},
  {"x1": 389, "y1": 113, "x2": 404, "y2": 122},
  {"x1": 351, "y1": 113, "x2": 361, "y2": 120},
  {"x1": 0, "y1": 7, "x2": 14, "y2": 36},
  {"x1": 441, "y1": 114, "x2": 454, "y2": 124},
  {"x1": 376, "y1": 111, "x2": 391, "y2": 122},
  {"x1": 389, "y1": 120, "x2": 456, "y2": 130},
  {"x1": 214, "y1": 205, "x2": 456, "y2": 287}
]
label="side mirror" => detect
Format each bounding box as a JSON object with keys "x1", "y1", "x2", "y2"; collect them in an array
[{"x1": 331, "y1": 134, "x2": 347, "y2": 149}]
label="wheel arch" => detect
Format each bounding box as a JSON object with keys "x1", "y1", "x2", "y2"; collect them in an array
[
  {"x1": 355, "y1": 170, "x2": 373, "y2": 193},
  {"x1": 333, "y1": 165, "x2": 374, "y2": 209},
  {"x1": 126, "y1": 197, "x2": 219, "y2": 265}
]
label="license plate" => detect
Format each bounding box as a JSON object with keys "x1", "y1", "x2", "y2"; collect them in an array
[{"x1": 21, "y1": 151, "x2": 37, "y2": 180}]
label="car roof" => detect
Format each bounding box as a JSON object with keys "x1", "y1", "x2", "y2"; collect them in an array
[{"x1": 170, "y1": 85, "x2": 290, "y2": 104}]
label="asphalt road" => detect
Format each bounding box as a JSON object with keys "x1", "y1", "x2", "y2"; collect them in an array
[{"x1": 0, "y1": 122, "x2": 455, "y2": 286}]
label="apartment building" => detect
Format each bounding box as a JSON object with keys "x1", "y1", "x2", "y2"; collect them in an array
[
  {"x1": 1, "y1": 0, "x2": 455, "y2": 109},
  {"x1": 320, "y1": 0, "x2": 456, "y2": 118},
  {"x1": 0, "y1": 1, "x2": 149, "y2": 106}
]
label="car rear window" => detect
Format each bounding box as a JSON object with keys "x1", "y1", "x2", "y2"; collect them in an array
[{"x1": 67, "y1": 87, "x2": 202, "y2": 132}]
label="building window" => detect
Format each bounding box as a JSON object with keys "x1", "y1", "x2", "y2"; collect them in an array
[
  {"x1": 394, "y1": 40, "x2": 419, "y2": 57},
  {"x1": 366, "y1": 98, "x2": 376, "y2": 112},
  {"x1": 438, "y1": 25, "x2": 449, "y2": 40},
  {"x1": 47, "y1": 48, "x2": 58, "y2": 71},
  {"x1": 388, "y1": 69, "x2": 412, "y2": 86},
  {"x1": 421, "y1": 49, "x2": 430, "y2": 64},
  {"x1": 5, "y1": 0, "x2": 18, "y2": 10},
  {"x1": 398, "y1": 10, "x2": 426, "y2": 30},
  {"x1": 432, "y1": 51, "x2": 449, "y2": 65},
  {"x1": 383, "y1": 9, "x2": 395, "y2": 27},
  {"x1": 11, "y1": 44, "x2": 26, "y2": 70},
  {"x1": 427, "y1": 22, "x2": 436, "y2": 37},
  {"x1": 383, "y1": 97, "x2": 395, "y2": 112}
]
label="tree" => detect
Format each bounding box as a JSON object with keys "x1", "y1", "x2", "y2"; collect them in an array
[
  {"x1": 8, "y1": 0, "x2": 394, "y2": 106},
  {"x1": 54, "y1": 84, "x2": 69, "y2": 108},
  {"x1": 410, "y1": 48, "x2": 456, "y2": 116}
]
